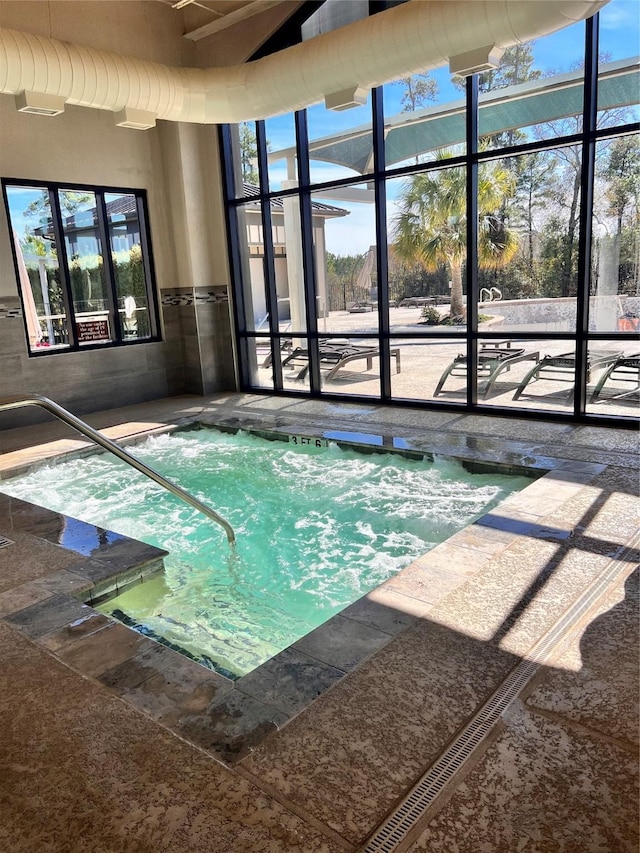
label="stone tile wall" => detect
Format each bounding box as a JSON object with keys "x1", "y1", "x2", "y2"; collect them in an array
[
  {"x1": 0, "y1": 286, "x2": 236, "y2": 428},
  {"x1": 161, "y1": 286, "x2": 236, "y2": 396}
]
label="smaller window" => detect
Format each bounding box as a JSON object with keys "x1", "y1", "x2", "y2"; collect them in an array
[{"x1": 3, "y1": 181, "x2": 159, "y2": 353}]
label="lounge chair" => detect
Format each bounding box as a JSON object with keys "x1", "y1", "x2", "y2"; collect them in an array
[
  {"x1": 589, "y1": 352, "x2": 640, "y2": 403},
  {"x1": 260, "y1": 338, "x2": 293, "y2": 368},
  {"x1": 434, "y1": 343, "x2": 539, "y2": 399},
  {"x1": 281, "y1": 341, "x2": 401, "y2": 382},
  {"x1": 513, "y1": 349, "x2": 620, "y2": 402}
]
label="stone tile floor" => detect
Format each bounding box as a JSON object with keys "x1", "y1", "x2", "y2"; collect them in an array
[{"x1": 0, "y1": 393, "x2": 638, "y2": 852}]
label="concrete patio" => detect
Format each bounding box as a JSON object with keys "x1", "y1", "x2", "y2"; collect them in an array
[{"x1": 257, "y1": 307, "x2": 640, "y2": 419}]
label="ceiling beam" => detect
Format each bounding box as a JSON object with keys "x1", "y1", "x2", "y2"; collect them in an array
[{"x1": 184, "y1": 0, "x2": 285, "y2": 41}]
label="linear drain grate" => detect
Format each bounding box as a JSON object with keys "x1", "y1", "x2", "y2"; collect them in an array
[
  {"x1": 0, "y1": 536, "x2": 15, "y2": 549},
  {"x1": 362, "y1": 546, "x2": 637, "y2": 853},
  {"x1": 363, "y1": 659, "x2": 539, "y2": 853}
]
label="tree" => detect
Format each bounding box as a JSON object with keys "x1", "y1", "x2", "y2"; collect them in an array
[
  {"x1": 507, "y1": 151, "x2": 558, "y2": 291},
  {"x1": 452, "y1": 43, "x2": 541, "y2": 94},
  {"x1": 23, "y1": 190, "x2": 92, "y2": 225},
  {"x1": 531, "y1": 56, "x2": 631, "y2": 298},
  {"x1": 239, "y1": 122, "x2": 259, "y2": 184},
  {"x1": 326, "y1": 252, "x2": 376, "y2": 310},
  {"x1": 538, "y1": 214, "x2": 569, "y2": 298},
  {"x1": 392, "y1": 152, "x2": 519, "y2": 318},
  {"x1": 387, "y1": 247, "x2": 448, "y2": 304},
  {"x1": 393, "y1": 73, "x2": 438, "y2": 112},
  {"x1": 603, "y1": 135, "x2": 640, "y2": 237},
  {"x1": 20, "y1": 232, "x2": 48, "y2": 257}
]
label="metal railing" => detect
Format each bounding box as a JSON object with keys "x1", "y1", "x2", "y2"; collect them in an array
[
  {"x1": 0, "y1": 393, "x2": 236, "y2": 545},
  {"x1": 479, "y1": 287, "x2": 503, "y2": 303}
]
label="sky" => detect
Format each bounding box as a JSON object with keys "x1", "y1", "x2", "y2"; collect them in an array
[
  {"x1": 260, "y1": 0, "x2": 640, "y2": 256},
  {"x1": 4, "y1": 186, "x2": 52, "y2": 254}
]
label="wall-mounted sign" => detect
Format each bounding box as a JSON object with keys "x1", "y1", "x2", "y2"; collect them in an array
[{"x1": 76, "y1": 319, "x2": 110, "y2": 342}]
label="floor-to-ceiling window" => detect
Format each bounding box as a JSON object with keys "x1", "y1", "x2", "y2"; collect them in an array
[{"x1": 222, "y1": 1, "x2": 639, "y2": 423}]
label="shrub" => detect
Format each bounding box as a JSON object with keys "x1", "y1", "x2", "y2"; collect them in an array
[
  {"x1": 420, "y1": 308, "x2": 490, "y2": 326},
  {"x1": 440, "y1": 313, "x2": 465, "y2": 326},
  {"x1": 420, "y1": 305, "x2": 441, "y2": 325}
]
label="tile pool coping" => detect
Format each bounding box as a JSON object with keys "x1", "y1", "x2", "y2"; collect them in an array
[{"x1": 0, "y1": 413, "x2": 611, "y2": 764}]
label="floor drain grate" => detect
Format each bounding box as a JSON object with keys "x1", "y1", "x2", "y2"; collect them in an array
[
  {"x1": 0, "y1": 536, "x2": 15, "y2": 549},
  {"x1": 362, "y1": 659, "x2": 539, "y2": 853},
  {"x1": 362, "y1": 546, "x2": 637, "y2": 853}
]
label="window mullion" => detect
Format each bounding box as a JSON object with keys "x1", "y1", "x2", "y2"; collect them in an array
[
  {"x1": 373, "y1": 85, "x2": 391, "y2": 400},
  {"x1": 466, "y1": 75, "x2": 479, "y2": 407},
  {"x1": 219, "y1": 124, "x2": 251, "y2": 388},
  {"x1": 135, "y1": 194, "x2": 160, "y2": 340},
  {"x1": 50, "y1": 188, "x2": 78, "y2": 349},
  {"x1": 574, "y1": 11, "x2": 599, "y2": 417},
  {"x1": 256, "y1": 120, "x2": 283, "y2": 389},
  {"x1": 96, "y1": 191, "x2": 123, "y2": 342},
  {"x1": 295, "y1": 109, "x2": 321, "y2": 393}
]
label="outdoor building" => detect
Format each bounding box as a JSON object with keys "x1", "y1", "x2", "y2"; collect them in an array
[{"x1": 241, "y1": 183, "x2": 349, "y2": 328}]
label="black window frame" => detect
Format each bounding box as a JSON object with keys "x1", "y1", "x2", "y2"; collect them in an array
[
  {"x1": 221, "y1": 9, "x2": 639, "y2": 428},
  {"x1": 2, "y1": 177, "x2": 161, "y2": 356}
]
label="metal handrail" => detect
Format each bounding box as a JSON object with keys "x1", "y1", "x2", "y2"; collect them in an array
[
  {"x1": 479, "y1": 286, "x2": 503, "y2": 303},
  {"x1": 0, "y1": 393, "x2": 236, "y2": 545}
]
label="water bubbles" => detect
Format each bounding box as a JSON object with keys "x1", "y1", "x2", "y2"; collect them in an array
[{"x1": 0, "y1": 427, "x2": 532, "y2": 676}]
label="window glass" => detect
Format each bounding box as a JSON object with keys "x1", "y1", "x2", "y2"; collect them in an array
[
  {"x1": 235, "y1": 195, "x2": 307, "y2": 335},
  {"x1": 5, "y1": 185, "x2": 69, "y2": 352},
  {"x1": 270, "y1": 194, "x2": 306, "y2": 336},
  {"x1": 104, "y1": 192, "x2": 152, "y2": 339},
  {"x1": 597, "y1": 0, "x2": 640, "y2": 128},
  {"x1": 265, "y1": 112, "x2": 297, "y2": 192},
  {"x1": 59, "y1": 189, "x2": 112, "y2": 346},
  {"x1": 223, "y1": 9, "x2": 636, "y2": 425},
  {"x1": 475, "y1": 146, "x2": 582, "y2": 335},
  {"x1": 387, "y1": 170, "x2": 453, "y2": 331},
  {"x1": 482, "y1": 339, "x2": 577, "y2": 413},
  {"x1": 278, "y1": 335, "x2": 311, "y2": 393},
  {"x1": 307, "y1": 94, "x2": 373, "y2": 184},
  {"x1": 227, "y1": 121, "x2": 260, "y2": 198},
  {"x1": 317, "y1": 334, "x2": 382, "y2": 397},
  {"x1": 586, "y1": 340, "x2": 639, "y2": 416},
  {"x1": 244, "y1": 336, "x2": 275, "y2": 389},
  {"x1": 389, "y1": 338, "x2": 466, "y2": 403},
  {"x1": 234, "y1": 203, "x2": 267, "y2": 333},
  {"x1": 478, "y1": 25, "x2": 586, "y2": 146},
  {"x1": 310, "y1": 184, "x2": 378, "y2": 335},
  {"x1": 387, "y1": 164, "x2": 467, "y2": 333},
  {"x1": 473, "y1": 338, "x2": 547, "y2": 404},
  {"x1": 383, "y1": 69, "x2": 465, "y2": 169},
  {"x1": 590, "y1": 134, "x2": 640, "y2": 333},
  {"x1": 267, "y1": 334, "x2": 382, "y2": 397}
]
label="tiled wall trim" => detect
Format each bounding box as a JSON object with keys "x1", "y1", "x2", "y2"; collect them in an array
[
  {"x1": 161, "y1": 286, "x2": 229, "y2": 307},
  {"x1": 0, "y1": 305, "x2": 22, "y2": 319},
  {"x1": 1, "y1": 289, "x2": 229, "y2": 316}
]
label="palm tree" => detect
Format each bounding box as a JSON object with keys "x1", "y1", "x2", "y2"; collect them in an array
[{"x1": 393, "y1": 153, "x2": 519, "y2": 318}]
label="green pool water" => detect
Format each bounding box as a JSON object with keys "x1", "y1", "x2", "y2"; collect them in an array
[{"x1": 2, "y1": 428, "x2": 533, "y2": 676}]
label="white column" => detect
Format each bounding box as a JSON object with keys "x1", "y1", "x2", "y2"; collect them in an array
[
  {"x1": 594, "y1": 234, "x2": 620, "y2": 331},
  {"x1": 282, "y1": 178, "x2": 306, "y2": 347}
]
